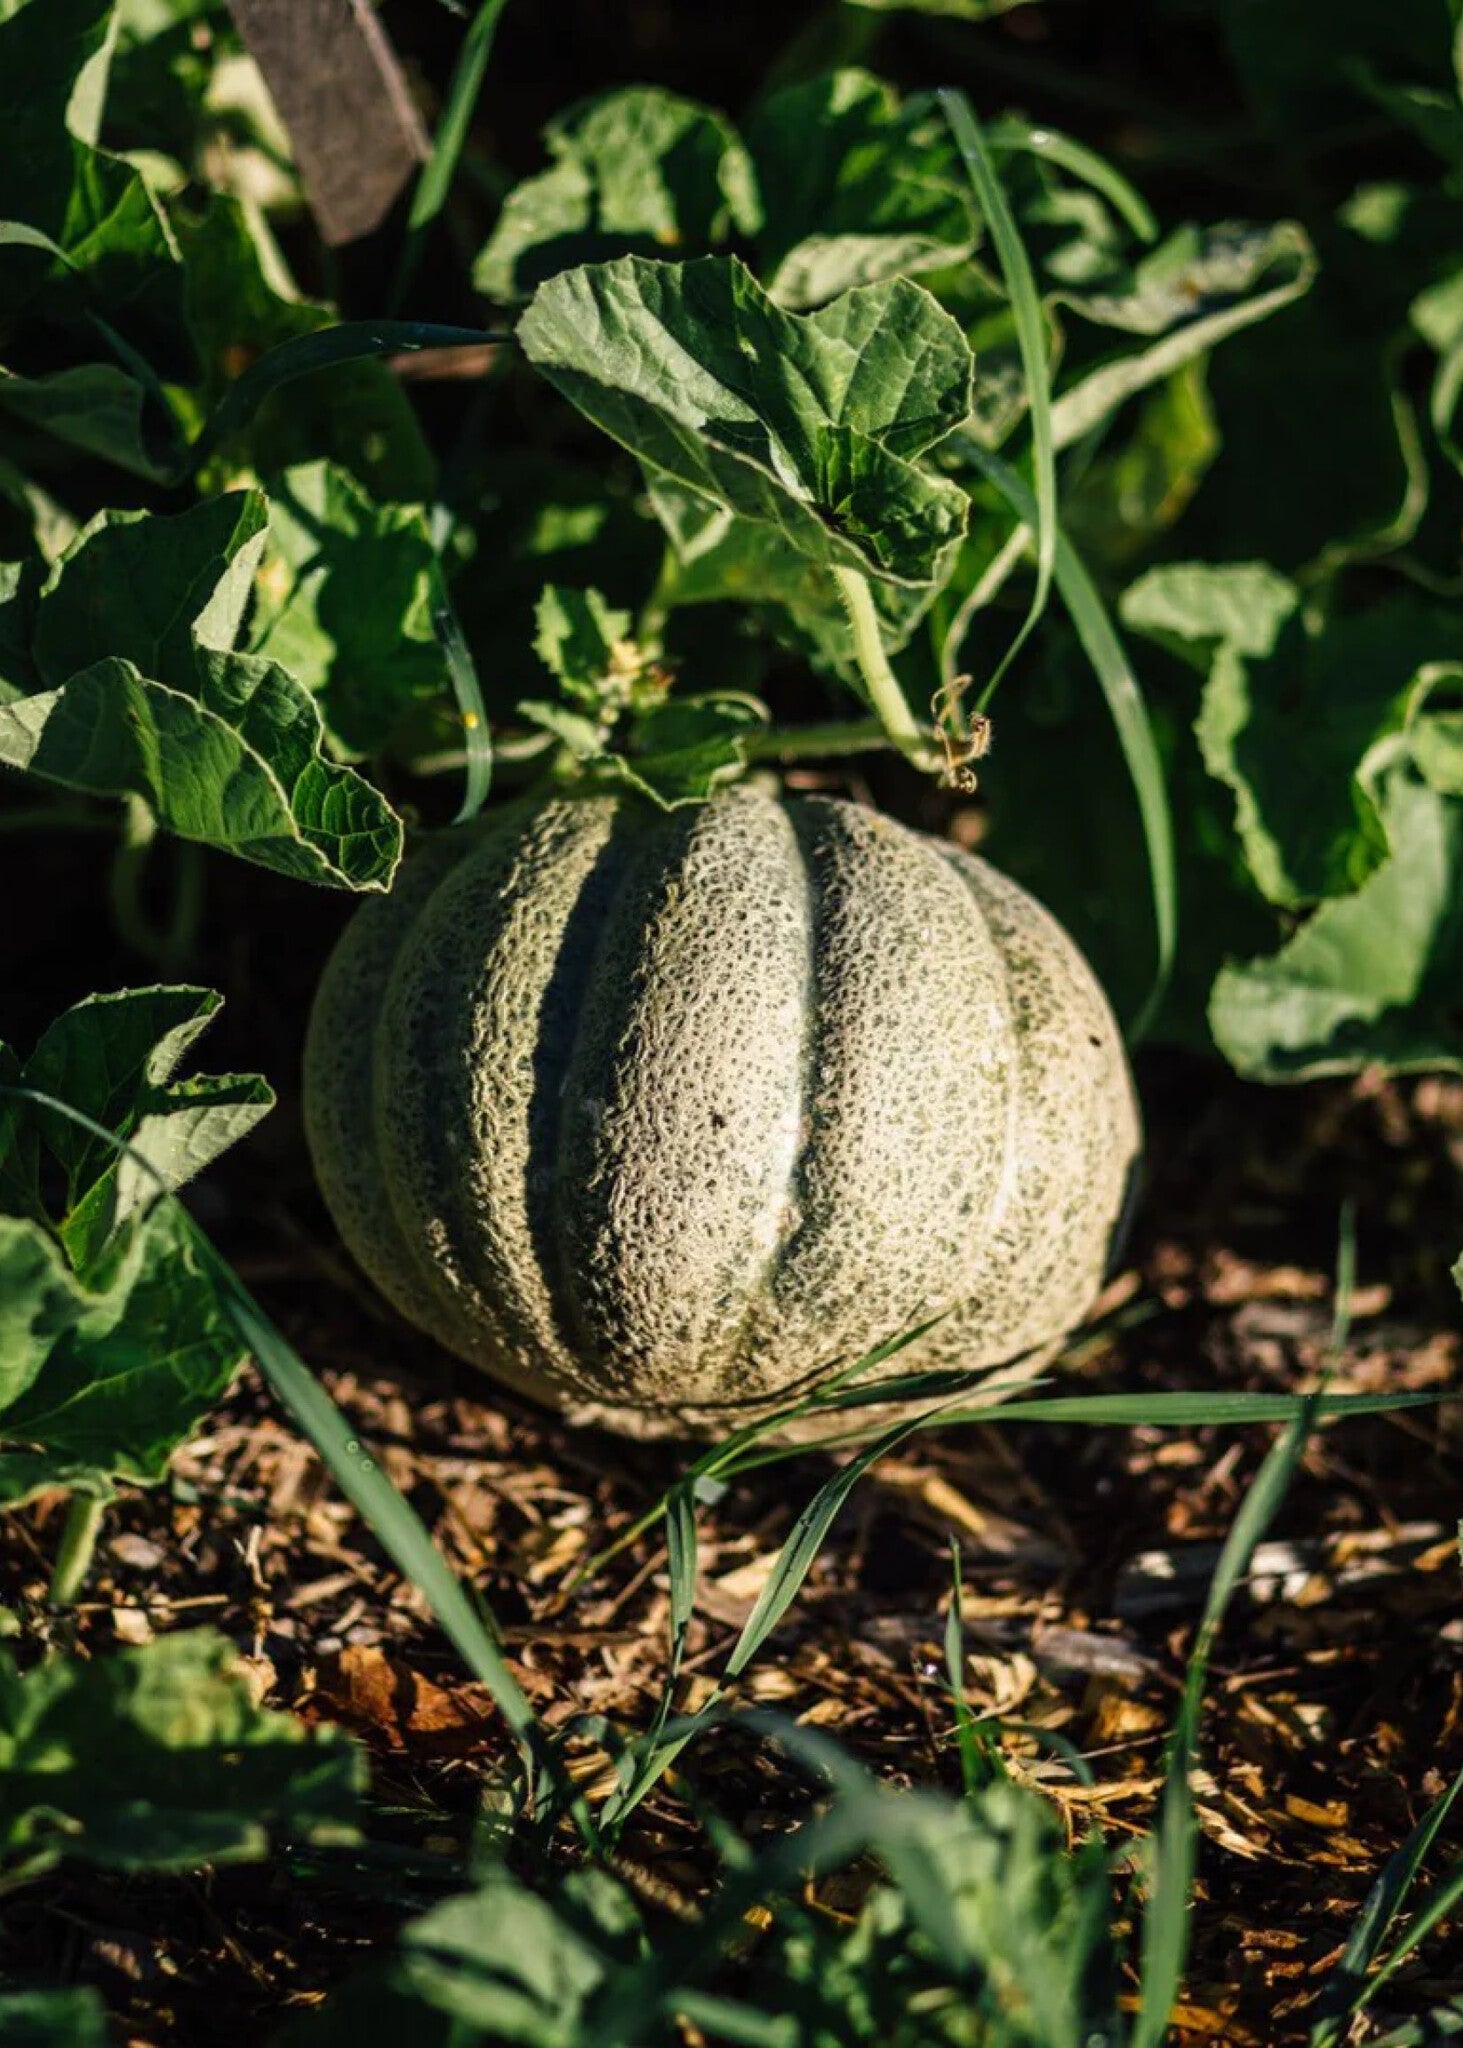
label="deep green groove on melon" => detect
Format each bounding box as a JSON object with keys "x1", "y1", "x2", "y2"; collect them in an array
[{"x1": 303, "y1": 787, "x2": 1140, "y2": 1435}]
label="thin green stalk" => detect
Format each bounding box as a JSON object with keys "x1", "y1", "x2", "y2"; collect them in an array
[
  {"x1": 391, "y1": 0, "x2": 512, "y2": 312},
  {"x1": 47, "y1": 1494, "x2": 105, "y2": 1606},
  {"x1": 635, "y1": 545, "x2": 682, "y2": 655},
  {"x1": 831, "y1": 566, "x2": 939, "y2": 772},
  {"x1": 939, "y1": 522, "x2": 1031, "y2": 696},
  {"x1": 938, "y1": 88, "x2": 1058, "y2": 709},
  {"x1": 745, "y1": 718, "x2": 896, "y2": 762}
]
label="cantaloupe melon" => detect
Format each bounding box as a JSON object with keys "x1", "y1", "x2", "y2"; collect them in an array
[{"x1": 303, "y1": 787, "x2": 1140, "y2": 1436}]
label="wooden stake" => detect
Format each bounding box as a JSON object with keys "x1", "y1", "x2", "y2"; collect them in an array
[{"x1": 226, "y1": 0, "x2": 430, "y2": 247}]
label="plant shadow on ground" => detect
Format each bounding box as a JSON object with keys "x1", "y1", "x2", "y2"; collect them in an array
[{"x1": 3, "y1": 1003, "x2": 1462, "y2": 2043}]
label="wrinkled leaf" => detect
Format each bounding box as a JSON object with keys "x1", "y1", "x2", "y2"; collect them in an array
[
  {"x1": 474, "y1": 86, "x2": 759, "y2": 304},
  {"x1": 0, "y1": 1202, "x2": 246, "y2": 1502},
  {"x1": 1123, "y1": 563, "x2": 1463, "y2": 908},
  {"x1": 519, "y1": 255, "x2": 972, "y2": 591},
  {"x1": 249, "y1": 461, "x2": 453, "y2": 759},
  {"x1": 1210, "y1": 758, "x2": 1463, "y2": 1079},
  {"x1": 748, "y1": 71, "x2": 976, "y2": 309},
  {"x1": 0, "y1": 1630, "x2": 362, "y2": 1876},
  {"x1": 19, "y1": 985, "x2": 272, "y2": 1268},
  {"x1": 532, "y1": 582, "x2": 635, "y2": 707},
  {"x1": 0, "y1": 496, "x2": 403, "y2": 889}
]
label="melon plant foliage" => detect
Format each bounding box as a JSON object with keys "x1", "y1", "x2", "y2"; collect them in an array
[{"x1": 3, "y1": 0, "x2": 1463, "y2": 2037}]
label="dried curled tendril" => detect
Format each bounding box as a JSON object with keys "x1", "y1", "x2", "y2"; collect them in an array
[{"x1": 931, "y1": 677, "x2": 993, "y2": 793}]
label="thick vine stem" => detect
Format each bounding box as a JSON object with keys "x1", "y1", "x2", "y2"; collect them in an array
[
  {"x1": 48, "y1": 1493, "x2": 105, "y2": 1607},
  {"x1": 109, "y1": 795, "x2": 205, "y2": 968},
  {"x1": 831, "y1": 566, "x2": 941, "y2": 773},
  {"x1": 746, "y1": 718, "x2": 897, "y2": 763}
]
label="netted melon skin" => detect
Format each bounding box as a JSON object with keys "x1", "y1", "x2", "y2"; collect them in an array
[{"x1": 303, "y1": 788, "x2": 1140, "y2": 1437}]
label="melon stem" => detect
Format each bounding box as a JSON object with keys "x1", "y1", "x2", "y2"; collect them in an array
[
  {"x1": 48, "y1": 1493, "x2": 105, "y2": 1607},
  {"x1": 831, "y1": 567, "x2": 940, "y2": 774}
]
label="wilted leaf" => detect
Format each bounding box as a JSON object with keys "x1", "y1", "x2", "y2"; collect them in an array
[
  {"x1": 1048, "y1": 221, "x2": 1317, "y2": 451},
  {"x1": 474, "y1": 86, "x2": 759, "y2": 305},
  {"x1": 0, "y1": 1630, "x2": 362, "y2": 1876},
  {"x1": 1177, "y1": 290, "x2": 1420, "y2": 573},
  {"x1": 1063, "y1": 360, "x2": 1220, "y2": 568},
  {"x1": 519, "y1": 255, "x2": 972, "y2": 591}
]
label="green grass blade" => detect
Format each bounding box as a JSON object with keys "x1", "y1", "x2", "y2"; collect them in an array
[
  {"x1": 599, "y1": 1479, "x2": 701, "y2": 1831},
  {"x1": 1309, "y1": 1766, "x2": 1463, "y2": 2046},
  {"x1": 392, "y1": 0, "x2": 512, "y2": 311},
  {"x1": 1136, "y1": 1213, "x2": 1352, "y2": 2048},
  {"x1": 428, "y1": 563, "x2": 493, "y2": 823},
  {"x1": 938, "y1": 88, "x2": 1057, "y2": 717},
  {"x1": 952, "y1": 1388, "x2": 1441, "y2": 1426},
  {"x1": 986, "y1": 116, "x2": 1159, "y2": 243},
  {"x1": 956, "y1": 438, "x2": 1175, "y2": 1037},
  {"x1": 1354, "y1": 1851, "x2": 1463, "y2": 2010},
  {"x1": 944, "y1": 1543, "x2": 999, "y2": 1796},
  {"x1": 1133, "y1": 1395, "x2": 1317, "y2": 2048},
  {"x1": 724, "y1": 1415, "x2": 927, "y2": 1679},
  {"x1": 0, "y1": 1083, "x2": 587, "y2": 1842},
  {"x1": 186, "y1": 321, "x2": 511, "y2": 479}
]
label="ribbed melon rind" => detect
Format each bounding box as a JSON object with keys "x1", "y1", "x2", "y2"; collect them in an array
[{"x1": 303, "y1": 788, "x2": 1141, "y2": 1436}]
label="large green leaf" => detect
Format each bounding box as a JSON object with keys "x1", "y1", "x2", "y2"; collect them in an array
[
  {"x1": 1123, "y1": 563, "x2": 1463, "y2": 909},
  {"x1": 281, "y1": 1867, "x2": 641, "y2": 2046},
  {"x1": 473, "y1": 86, "x2": 760, "y2": 305},
  {"x1": 747, "y1": 71, "x2": 976, "y2": 309},
  {"x1": 519, "y1": 255, "x2": 972, "y2": 591},
  {"x1": 249, "y1": 461, "x2": 453, "y2": 759},
  {"x1": 1210, "y1": 756, "x2": 1463, "y2": 1079},
  {"x1": 0, "y1": 1988, "x2": 107, "y2": 2048},
  {"x1": 0, "y1": 1201, "x2": 245, "y2": 1503},
  {"x1": 0, "y1": 496, "x2": 403, "y2": 889},
  {"x1": 0, "y1": 1630, "x2": 361, "y2": 1877},
  {"x1": 0, "y1": 0, "x2": 179, "y2": 326},
  {"x1": 645, "y1": 469, "x2": 936, "y2": 676},
  {"x1": 19, "y1": 985, "x2": 273, "y2": 1268},
  {"x1": 0, "y1": 985, "x2": 271, "y2": 1494},
  {"x1": 1047, "y1": 221, "x2": 1317, "y2": 452}
]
